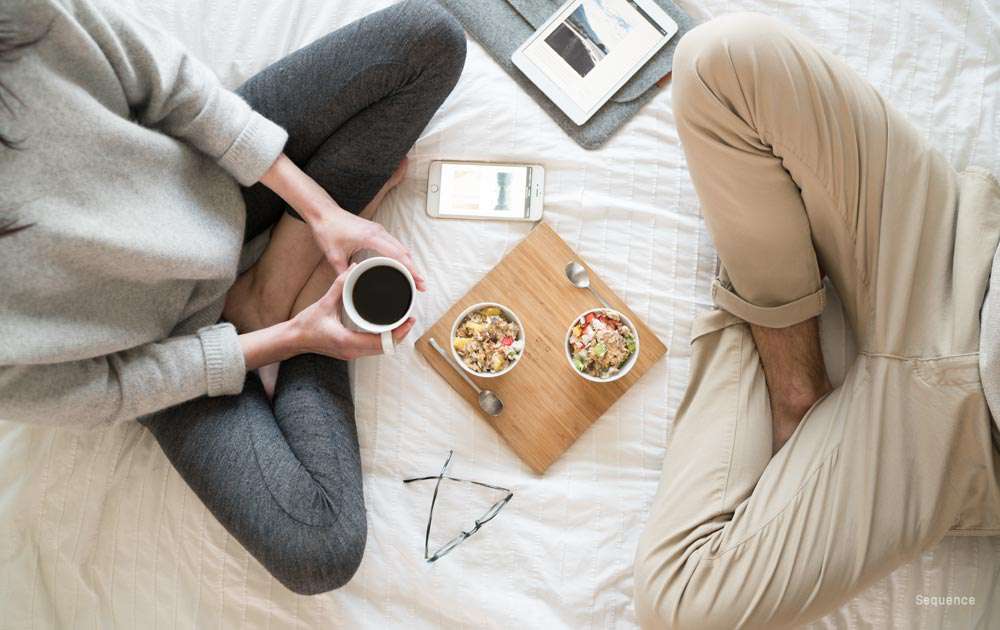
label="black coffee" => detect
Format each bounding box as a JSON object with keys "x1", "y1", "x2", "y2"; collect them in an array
[{"x1": 352, "y1": 265, "x2": 413, "y2": 326}]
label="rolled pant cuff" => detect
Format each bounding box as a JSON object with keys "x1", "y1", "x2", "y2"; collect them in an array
[{"x1": 711, "y1": 279, "x2": 826, "y2": 328}]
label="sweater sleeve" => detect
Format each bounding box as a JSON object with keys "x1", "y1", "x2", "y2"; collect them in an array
[
  {"x1": 0, "y1": 324, "x2": 245, "y2": 427},
  {"x1": 65, "y1": 0, "x2": 287, "y2": 185}
]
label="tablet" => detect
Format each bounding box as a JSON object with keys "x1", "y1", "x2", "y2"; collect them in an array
[{"x1": 512, "y1": 0, "x2": 678, "y2": 126}]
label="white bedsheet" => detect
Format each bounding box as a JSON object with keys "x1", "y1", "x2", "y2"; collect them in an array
[{"x1": 2, "y1": 0, "x2": 998, "y2": 627}]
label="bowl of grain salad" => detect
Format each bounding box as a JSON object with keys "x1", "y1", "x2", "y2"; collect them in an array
[
  {"x1": 450, "y1": 303, "x2": 525, "y2": 378},
  {"x1": 565, "y1": 308, "x2": 640, "y2": 382}
]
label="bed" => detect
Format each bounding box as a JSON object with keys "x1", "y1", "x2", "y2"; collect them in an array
[{"x1": 1, "y1": 0, "x2": 997, "y2": 627}]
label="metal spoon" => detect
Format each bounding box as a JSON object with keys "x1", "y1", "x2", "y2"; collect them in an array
[
  {"x1": 565, "y1": 261, "x2": 611, "y2": 309},
  {"x1": 429, "y1": 338, "x2": 504, "y2": 416}
]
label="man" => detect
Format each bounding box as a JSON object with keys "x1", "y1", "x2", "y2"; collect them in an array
[{"x1": 633, "y1": 13, "x2": 1000, "y2": 629}]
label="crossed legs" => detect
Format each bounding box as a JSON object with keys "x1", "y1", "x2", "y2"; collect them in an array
[
  {"x1": 141, "y1": 2, "x2": 466, "y2": 595},
  {"x1": 633, "y1": 13, "x2": 1000, "y2": 629}
]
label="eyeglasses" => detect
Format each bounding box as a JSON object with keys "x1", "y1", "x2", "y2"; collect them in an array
[{"x1": 403, "y1": 451, "x2": 514, "y2": 563}]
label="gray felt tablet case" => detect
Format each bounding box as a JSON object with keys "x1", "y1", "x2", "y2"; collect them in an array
[{"x1": 433, "y1": 0, "x2": 695, "y2": 150}]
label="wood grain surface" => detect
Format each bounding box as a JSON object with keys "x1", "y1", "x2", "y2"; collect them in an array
[{"x1": 416, "y1": 223, "x2": 667, "y2": 474}]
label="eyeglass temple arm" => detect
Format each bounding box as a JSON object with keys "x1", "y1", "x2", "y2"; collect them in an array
[{"x1": 403, "y1": 475, "x2": 512, "y2": 494}]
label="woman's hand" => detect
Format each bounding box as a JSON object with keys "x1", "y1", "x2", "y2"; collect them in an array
[
  {"x1": 289, "y1": 269, "x2": 415, "y2": 360},
  {"x1": 260, "y1": 154, "x2": 426, "y2": 291},
  {"x1": 238, "y1": 267, "x2": 414, "y2": 369},
  {"x1": 308, "y1": 208, "x2": 426, "y2": 291}
]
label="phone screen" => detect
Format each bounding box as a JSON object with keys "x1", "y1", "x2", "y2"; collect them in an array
[{"x1": 437, "y1": 163, "x2": 532, "y2": 219}]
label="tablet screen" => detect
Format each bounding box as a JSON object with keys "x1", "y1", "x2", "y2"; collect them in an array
[{"x1": 522, "y1": 0, "x2": 668, "y2": 114}]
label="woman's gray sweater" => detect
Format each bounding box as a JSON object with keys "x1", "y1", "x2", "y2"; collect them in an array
[{"x1": 0, "y1": 0, "x2": 287, "y2": 425}]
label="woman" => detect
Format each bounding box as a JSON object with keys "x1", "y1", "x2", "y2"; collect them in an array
[{"x1": 0, "y1": 0, "x2": 466, "y2": 594}]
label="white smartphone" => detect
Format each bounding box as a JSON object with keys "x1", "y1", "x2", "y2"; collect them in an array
[{"x1": 426, "y1": 160, "x2": 545, "y2": 222}]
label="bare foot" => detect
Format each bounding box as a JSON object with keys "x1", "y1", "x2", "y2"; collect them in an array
[
  {"x1": 290, "y1": 260, "x2": 339, "y2": 319},
  {"x1": 359, "y1": 158, "x2": 409, "y2": 220},
  {"x1": 224, "y1": 215, "x2": 324, "y2": 333},
  {"x1": 223, "y1": 266, "x2": 292, "y2": 333}
]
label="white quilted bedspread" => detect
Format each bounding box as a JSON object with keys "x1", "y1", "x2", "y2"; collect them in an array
[{"x1": 1, "y1": 0, "x2": 998, "y2": 627}]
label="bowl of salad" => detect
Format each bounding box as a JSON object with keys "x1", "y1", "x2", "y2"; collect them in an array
[
  {"x1": 565, "y1": 308, "x2": 640, "y2": 382},
  {"x1": 451, "y1": 302, "x2": 526, "y2": 378}
]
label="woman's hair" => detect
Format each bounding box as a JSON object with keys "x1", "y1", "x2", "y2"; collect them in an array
[{"x1": 0, "y1": 14, "x2": 49, "y2": 237}]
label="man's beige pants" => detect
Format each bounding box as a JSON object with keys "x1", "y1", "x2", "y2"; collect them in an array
[{"x1": 633, "y1": 13, "x2": 1000, "y2": 630}]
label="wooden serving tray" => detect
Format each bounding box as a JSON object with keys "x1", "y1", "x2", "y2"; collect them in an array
[{"x1": 417, "y1": 223, "x2": 667, "y2": 474}]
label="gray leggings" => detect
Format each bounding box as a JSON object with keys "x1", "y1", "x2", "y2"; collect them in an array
[{"x1": 139, "y1": 1, "x2": 466, "y2": 596}]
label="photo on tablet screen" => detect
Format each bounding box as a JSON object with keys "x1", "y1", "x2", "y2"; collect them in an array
[
  {"x1": 522, "y1": 0, "x2": 668, "y2": 113},
  {"x1": 544, "y1": 0, "x2": 633, "y2": 77}
]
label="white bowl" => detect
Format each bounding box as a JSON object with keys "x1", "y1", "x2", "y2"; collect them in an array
[
  {"x1": 450, "y1": 302, "x2": 526, "y2": 378},
  {"x1": 565, "y1": 308, "x2": 641, "y2": 383}
]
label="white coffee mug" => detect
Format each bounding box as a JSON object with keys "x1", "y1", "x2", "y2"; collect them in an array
[{"x1": 341, "y1": 256, "x2": 416, "y2": 355}]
